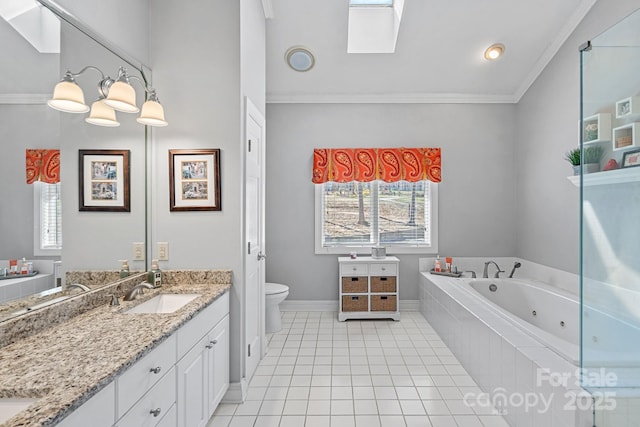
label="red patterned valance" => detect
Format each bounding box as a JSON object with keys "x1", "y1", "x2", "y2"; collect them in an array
[
  {"x1": 312, "y1": 147, "x2": 441, "y2": 183},
  {"x1": 26, "y1": 149, "x2": 60, "y2": 184}
]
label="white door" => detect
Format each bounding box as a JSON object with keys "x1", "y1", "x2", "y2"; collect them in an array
[{"x1": 244, "y1": 98, "x2": 265, "y2": 382}]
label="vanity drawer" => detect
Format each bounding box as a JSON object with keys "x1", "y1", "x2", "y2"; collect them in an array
[
  {"x1": 369, "y1": 263, "x2": 397, "y2": 276},
  {"x1": 117, "y1": 366, "x2": 176, "y2": 427},
  {"x1": 340, "y1": 263, "x2": 368, "y2": 277},
  {"x1": 117, "y1": 334, "x2": 176, "y2": 419}
]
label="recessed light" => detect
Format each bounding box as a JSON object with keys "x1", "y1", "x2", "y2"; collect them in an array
[
  {"x1": 285, "y1": 47, "x2": 315, "y2": 72},
  {"x1": 484, "y1": 43, "x2": 505, "y2": 61}
]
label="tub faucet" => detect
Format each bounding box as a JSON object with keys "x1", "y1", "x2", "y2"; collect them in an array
[
  {"x1": 508, "y1": 262, "x2": 522, "y2": 278},
  {"x1": 67, "y1": 283, "x2": 90, "y2": 292},
  {"x1": 123, "y1": 282, "x2": 155, "y2": 301},
  {"x1": 483, "y1": 261, "x2": 504, "y2": 278}
]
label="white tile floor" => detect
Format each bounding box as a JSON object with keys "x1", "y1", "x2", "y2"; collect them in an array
[{"x1": 208, "y1": 311, "x2": 509, "y2": 427}]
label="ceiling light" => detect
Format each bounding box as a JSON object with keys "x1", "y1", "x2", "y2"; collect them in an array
[
  {"x1": 48, "y1": 65, "x2": 168, "y2": 127},
  {"x1": 285, "y1": 47, "x2": 315, "y2": 72},
  {"x1": 484, "y1": 43, "x2": 505, "y2": 60}
]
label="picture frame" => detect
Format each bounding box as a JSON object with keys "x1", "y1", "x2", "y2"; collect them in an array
[
  {"x1": 622, "y1": 149, "x2": 640, "y2": 168},
  {"x1": 169, "y1": 149, "x2": 221, "y2": 211},
  {"x1": 79, "y1": 149, "x2": 130, "y2": 212}
]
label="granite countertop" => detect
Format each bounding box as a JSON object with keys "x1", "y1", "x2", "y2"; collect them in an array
[{"x1": 0, "y1": 273, "x2": 232, "y2": 427}]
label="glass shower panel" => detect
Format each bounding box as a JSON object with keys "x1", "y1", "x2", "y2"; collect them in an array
[{"x1": 581, "y1": 8, "x2": 640, "y2": 427}]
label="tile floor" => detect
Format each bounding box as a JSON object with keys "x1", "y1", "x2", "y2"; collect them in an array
[{"x1": 208, "y1": 311, "x2": 509, "y2": 427}]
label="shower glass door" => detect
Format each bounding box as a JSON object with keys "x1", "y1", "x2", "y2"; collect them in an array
[{"x1": 580, "y1": 7, "x2": 640, "y2": 426}]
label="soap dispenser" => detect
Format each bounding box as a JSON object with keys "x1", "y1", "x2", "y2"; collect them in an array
[
  {"x1": 119, "y1": 260, "x2": 130, "y2": 278},
  {"x1": 148, "y1": 259, "x2": 162, "y2": 287}
]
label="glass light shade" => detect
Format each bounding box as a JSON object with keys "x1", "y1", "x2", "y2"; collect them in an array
[
  {"x1": 47, "y1": 81, "x2": 89, "y2": 113},
  {"x1": 484, "y1": 43, "x2": 505, "y2": 60},
  {"x1": 85, "y1": 100, "x2": 120, "y2": 127},
  {"x1": 136, "y1": 100, "x2": 168, "y2": 127},
  {"x1": 104, "y1": 81, "x2": 139, "y2": 113}
]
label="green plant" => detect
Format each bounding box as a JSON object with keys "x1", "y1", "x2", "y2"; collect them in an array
[
  {"x1": 564, "y1": 148, "x2": 581, "y2": 166},
  {"x1": 584, "y1": 145, "x2": 604, "y2": 164},
  {"x1": 564, "y1": 146, "x2": 604, "y2": 165}
]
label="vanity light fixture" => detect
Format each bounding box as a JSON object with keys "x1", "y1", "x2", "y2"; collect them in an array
[
  {"x1": 285, "y1": 46, "x2": 315, "y2": 72},
  {"x1": 48, "y1": 65, "x2": 168, "y2": 127},
  {"x1": 484, "y1": 43, "x2": 505, "y2": 60}
]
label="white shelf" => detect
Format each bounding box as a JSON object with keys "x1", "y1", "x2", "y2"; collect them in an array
[
  {"x1": 582, "y1": 113, "x2": 611, "y2": 144},
  {"x1": 615, "y1": 96, "x2": 640, "y2": 119},
  {"x1": 567, "y1": 167, "x2": 640, "y2": 187}
]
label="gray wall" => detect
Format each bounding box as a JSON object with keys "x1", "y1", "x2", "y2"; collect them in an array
[
  {"x1": 514, "y1": 0, "x2": 640, "y2": 275},
  {"x1": 265, "y1": 103, "x2": 517, "y2": 300}
]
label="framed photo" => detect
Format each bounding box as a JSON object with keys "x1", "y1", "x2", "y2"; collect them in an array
[
  {"x1": 79, "y1": 149, "x2": 130, "y2": 212},
  {"x1": 169, "y1": 149, "x2": 221, "y2": 211},
  {"x1": 622, "y1": 149, "x2": 640, "y2": 168}
]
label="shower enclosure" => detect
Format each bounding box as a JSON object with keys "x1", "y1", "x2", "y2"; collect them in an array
[{"x1": 580, "y1": 8, "x2": 640, "y2": 426}]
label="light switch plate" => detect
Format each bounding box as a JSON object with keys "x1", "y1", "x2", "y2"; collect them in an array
[
  {"x1": 132, "y1": 242, "x2": 145, "y2": 261},
  {"x1": 158, "y1": 242, "x2": 169, "y2": 261}
]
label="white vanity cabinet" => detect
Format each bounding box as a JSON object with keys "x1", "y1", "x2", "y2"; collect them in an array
[
  {"x1": 56, "y1": 382, "x2": 115, "y2": 427},
  {"x1": 176, "y1": 299, "x2": 229, "y2": 427},
  {"x1": 55, "y1": 292, "x2": 229, "y2": 427},
  {"x1": 338, "y1": 256, "x2": 400, "y2": 321}
]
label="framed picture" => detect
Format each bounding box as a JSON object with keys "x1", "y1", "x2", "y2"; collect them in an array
[
  {"x1": 622, "y1": 149, "x2": 640, "y2": 168},
  {"x1": 79, "y1": 149, "x2": 130, "y2": 212},
  {"x1": 169, "y1": 149, "x2": 221, "y2": 211}
]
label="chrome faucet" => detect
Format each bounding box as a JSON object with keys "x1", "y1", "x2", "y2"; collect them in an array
[
  {"x1": 463, "y1": 270, "x2": 477, "y2": 278},
  {"x1": 483, "y1": 261, "x2": 504, "y2": 278},
  {"x1": 67, "y1": 283, "x2": 90, "y2": 292},
  {"x1": 123, "y1": 282, "x2": 155, "y2": 301},
  {"x1": 508, "y1": 262, "x2": 522, "y2": 278}
]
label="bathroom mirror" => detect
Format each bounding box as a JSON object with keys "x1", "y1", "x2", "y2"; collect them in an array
[{"x1": 0, "y1": 1, "x2": 149, "y2": 321}]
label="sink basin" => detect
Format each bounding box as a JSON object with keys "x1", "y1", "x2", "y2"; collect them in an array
[
  {"x1": 0, "y1": 398, "x2": 38, "y2": 423},
  {"x1": 125, "y1": 294, "x2": 200, "y2": 314}
]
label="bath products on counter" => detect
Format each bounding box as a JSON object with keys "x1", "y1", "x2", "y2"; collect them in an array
[
  {"x1": 434, "y1": 255, "x2": 442, "y2": 272},
  {"x1": 9, "y1": 259, "x2": 17, "y2": 274},
  {"x1": 119, "y1": 260, "x2": 130, "y2": 278},
  {"x1": 148, "y1": 259, "x2": 162, "y2": 287}
]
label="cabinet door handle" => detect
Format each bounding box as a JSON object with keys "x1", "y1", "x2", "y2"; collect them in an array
[
  {"x1": 211, "y1": 339, "x2": 218, "y2": 345},
  {"x1": 150, "y1": 408, "x2": 161, "y2": 417},
  {"x1": 149, "y1": 366, "x2": 162, "y2": 374},
  {"x1": 381, "y1": 267, "x2": 386, "y2": 271},
  {"x1": 206, "y1": 344, "x2": 213, "y2": 349},
  {"x1": 352, "y1": 267, "x2": 357, "y2": 271}
]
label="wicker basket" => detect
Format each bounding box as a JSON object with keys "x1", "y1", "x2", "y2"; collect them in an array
[
  {"x1": 342, "y1": 277, "x2": 367, "y2": 293},
  {"x1": 371, "y1": 295, "x2": 397, "y2": 311},
  {"x1": 371, "y1": 276, "x2": 396, "y2": 293},
  {"x1": 342, "y1": 295, "x2": 368, "y2": 312},
  {"x1": 616, "y1": 135, "x2": 632, "y2": 148}
]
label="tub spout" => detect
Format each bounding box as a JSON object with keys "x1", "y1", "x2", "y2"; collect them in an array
[
  {"x1": 508, "y1": 262, "x2": 522, "y2": 278},
  {"x1": 483, "y1": 261, "x2": 504, "y2": 278}
]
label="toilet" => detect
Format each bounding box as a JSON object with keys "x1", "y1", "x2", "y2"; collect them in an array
[{"x1": 265, "y1": 282, "x2": 289, "y2": 333}]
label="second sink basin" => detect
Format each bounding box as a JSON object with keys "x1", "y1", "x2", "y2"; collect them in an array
[{"x1": 125, "y1": 294, "x2": 201, "y2": 314}]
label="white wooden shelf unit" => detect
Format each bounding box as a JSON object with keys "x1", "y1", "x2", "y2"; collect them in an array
[{"x1": 338, "y1": 256, "x2": 400, "y2": 321}]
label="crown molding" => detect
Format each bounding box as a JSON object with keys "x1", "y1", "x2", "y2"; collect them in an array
[
  {"x1": 266, "y1": 92, "x2": 517, "y2": 104},
  {"x1": 514, "y1": 0, "x2": 597, "y2": 102},
  {"x1": 0, "y1": 94, "x2": 48, "y2": 104}
]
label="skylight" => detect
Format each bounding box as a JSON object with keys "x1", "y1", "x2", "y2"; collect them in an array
[
  {"x1": 349, "y1": 0, "x2": 393, "y2": 6},
  {"x1": 347, "y1": 0, "x2": 404, "y2": 53}
]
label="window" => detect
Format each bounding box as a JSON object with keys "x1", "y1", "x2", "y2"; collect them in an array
[
  {"x1": 34, "y1": 182, "x2": 62, "y2": 255},
  {"x1": 315, "y1": 180, "x2": 438, "y2": 254}
]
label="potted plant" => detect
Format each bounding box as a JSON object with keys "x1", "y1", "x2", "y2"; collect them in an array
[{"x1": 564, "y1": 146, "x2": 604, "y2": 175}]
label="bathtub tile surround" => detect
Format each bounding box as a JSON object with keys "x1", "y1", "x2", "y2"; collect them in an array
[
  {"x1": 211, "y1": 311, "x2": 510, "y2": 427},
  {"x1": 0, "y1": 271, "x2": 232, "y2": 426},
  {"x1": 420, "y1": 273, "x2": 593, "y2": 427}
]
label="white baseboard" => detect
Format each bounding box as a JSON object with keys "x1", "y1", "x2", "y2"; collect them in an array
[
  {"x1": 280, "y1": 300, "x2": 420, "y2": 312},
  {"x1": 280, "y1": 300, "x2": 338, "y2": 311},
  {"x1": 222, "y1": 378, "x2": 248, "y2": 403}
]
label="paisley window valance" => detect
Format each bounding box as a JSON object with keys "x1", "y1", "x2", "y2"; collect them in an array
[
  {"x1": 26, "y1": 149, "x2": 60, "y2": 184},
  {"x1": 312, "y1": 147, "x2": 441, "y2": 184}
]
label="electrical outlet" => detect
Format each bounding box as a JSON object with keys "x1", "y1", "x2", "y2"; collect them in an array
[
  {"x1": 158, "y1": 242, "x2": 169, "y2": 261},
  {"x1": 132, "y1": 242, "x2": 145, "y2": 261}
]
